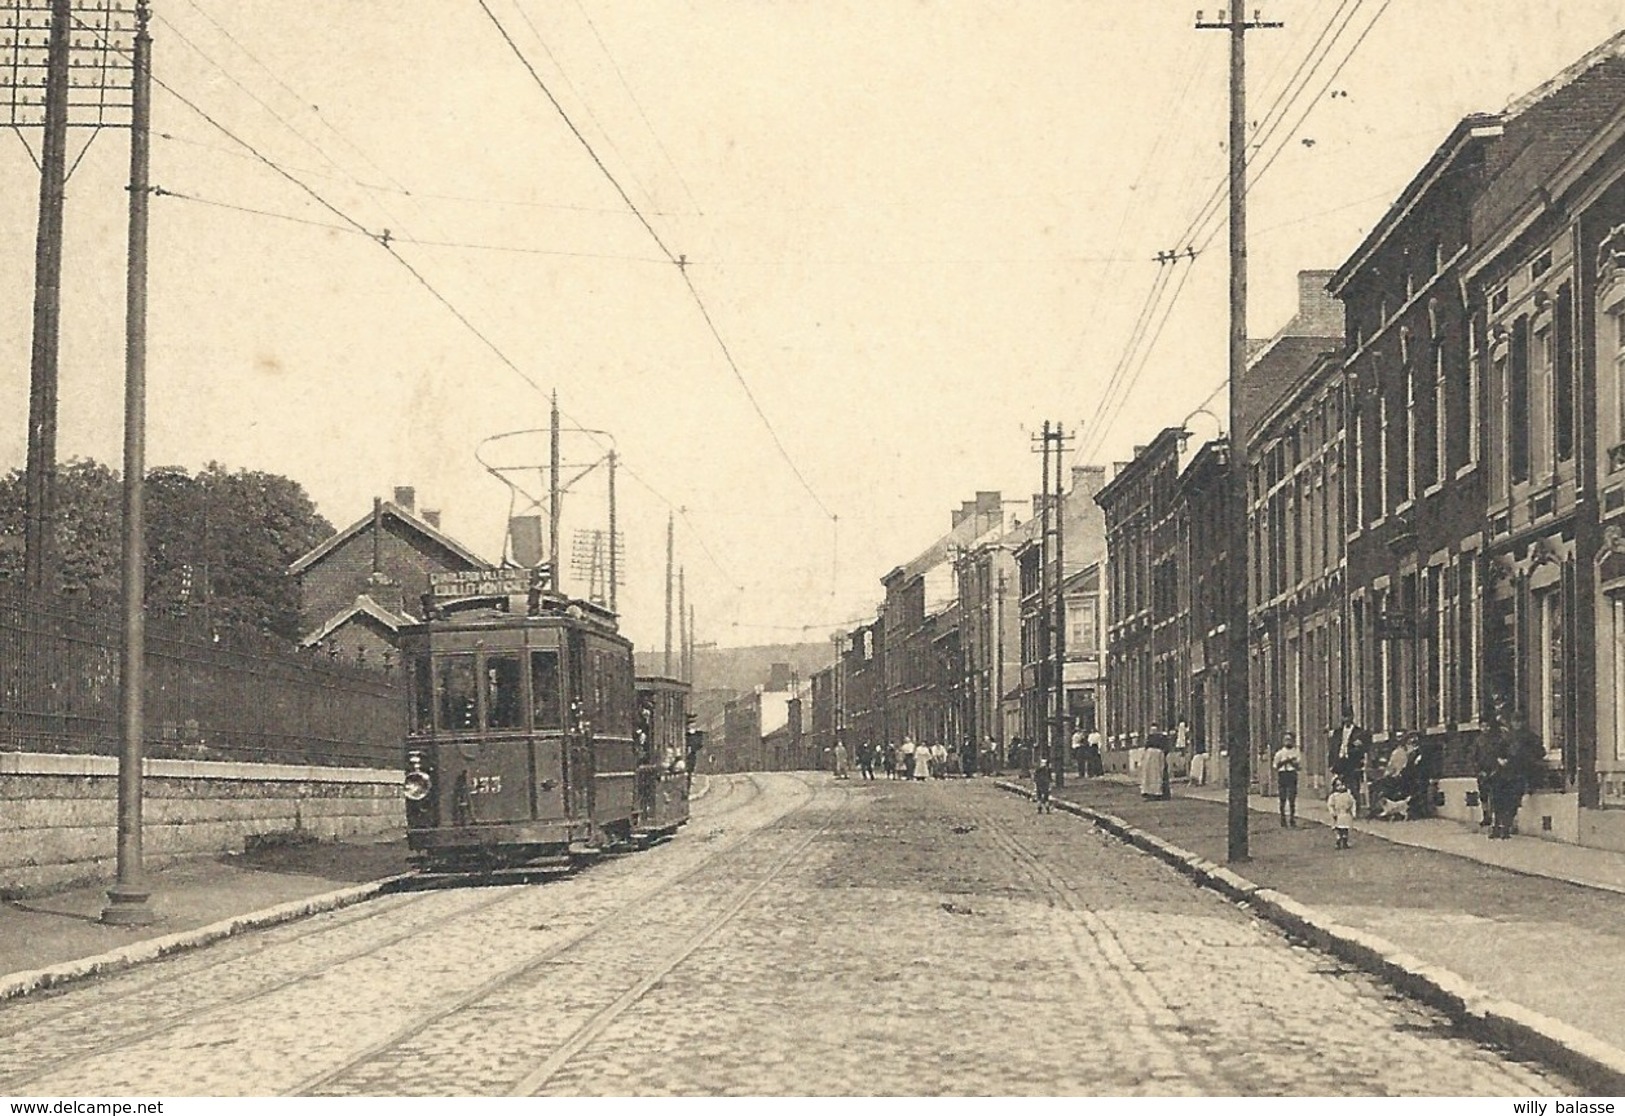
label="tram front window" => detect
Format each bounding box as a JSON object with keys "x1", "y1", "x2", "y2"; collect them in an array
[
  {"x1": 436, "y1": 655, "x2": 478, "y2": 732},
  {"x1": 485, "y1": 654, "x2": 522, "y2": 730},
  {"x1": 410, "y1": 656, "x2": 433, "y2": 733},
  {"x1": 531, "y1": 650, "x2": 562, "y2": 730}
]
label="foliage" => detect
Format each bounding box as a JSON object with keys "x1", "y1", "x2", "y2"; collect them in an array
[{"x1": 0, "y1": 459, "x2": 334, "y2": 641}]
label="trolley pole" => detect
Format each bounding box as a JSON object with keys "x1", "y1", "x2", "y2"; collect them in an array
[
  {"x1": 664, "y1": 513, "x2": 675, "y2": 675},
  {"x1": 21, "y1": 0, "x2": 73, "y2": 598},
  {"x1": 1198, "y1": 5, "x2": 1279, "y2": 864},
  {"x1": 103, "y1": 0, "x2": 154, "y2": 926},
  {"x1": 548, "y1": 392, "x2": 561, "y2": 592}
]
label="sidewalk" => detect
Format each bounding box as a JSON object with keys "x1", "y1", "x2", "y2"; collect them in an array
[
  {"x1": 1010, "y1": 772, "x2": 1625, "y2": 1090},
  {"x1": 0, "y1": 830, "x2": 413, "y2": 999}
]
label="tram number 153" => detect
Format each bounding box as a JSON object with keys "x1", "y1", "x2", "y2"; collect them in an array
[{"x1": 468, "y1": 775, "x2": 503, "y2": 796}]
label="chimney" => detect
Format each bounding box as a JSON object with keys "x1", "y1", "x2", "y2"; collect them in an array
[
  {"x1": 422, "y1": 508, "x2": 442, "y2": 530},
  {"x1": 1070, "y1": 465, "x2": 1106, "y2": 501},
  {"x1": 1290, "y1": 269, "x2": 1343, "y2": 337},
  {"x1": 392, "y1": 486, "x2": 416, "y2": 514},
  {"x1": 975, "y1": 491, "x2": 1001, "y2": 532},
  {"x1": 767, "y1": 662, "x2": 791, "y2": 692}
]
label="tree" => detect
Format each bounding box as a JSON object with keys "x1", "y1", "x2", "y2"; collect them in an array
[{"x1": 0, "y1": 460, "x2": 333, "y2": 640}]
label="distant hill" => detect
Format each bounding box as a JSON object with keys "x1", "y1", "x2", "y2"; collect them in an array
[{"x1": 633, "y1": 641, "x2": 835, "y2": 693}]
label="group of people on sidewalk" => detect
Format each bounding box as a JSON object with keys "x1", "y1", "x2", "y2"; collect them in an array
[{"x1": 1266, "y1": 701, "x2": 1547, "y2": 847}]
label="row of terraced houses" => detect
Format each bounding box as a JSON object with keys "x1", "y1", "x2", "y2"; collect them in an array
[{"x1": 807, "y1": 32, "x2": 1625, "y2": 851}]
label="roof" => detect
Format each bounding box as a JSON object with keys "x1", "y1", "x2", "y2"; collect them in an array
[
  {"x1": 1093, "y1": 427, "x2": 1186, "y2": 510},
  {"x1": 288, "y1": 500, "x2": 489, "y2": 576},
  {"x1": 1240, "y1": 334, "x2": 1342, "y2": 446},
  {"x1": 1469, "y1": 32, "x2": 1625, "y2": 267},
  {"x1": 1249, "y1": 350, "x2": 1345, "y2": 450},
  {"x1": 1329, "y1": 114, "x2": 1504, "y2": 296},
  {"x1": 299, "y1": 593, "x2": 413, "y2": 648}
]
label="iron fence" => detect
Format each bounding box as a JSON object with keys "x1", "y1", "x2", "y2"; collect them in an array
[{"x1": 0, "y1": 583, "x2": 403, "y2": 768}]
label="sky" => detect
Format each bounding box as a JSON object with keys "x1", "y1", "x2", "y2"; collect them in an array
[{"x1": 0, "y1": 0, "x2": 1622, "y2": 654}]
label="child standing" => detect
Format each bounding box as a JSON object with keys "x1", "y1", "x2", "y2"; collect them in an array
[
  {"x1": 1327, "y1": 777, "x2": 1357, "y2": 849},
  {"x1": 1034, "y1": 757, "x2": 1053, "y2": 814}
]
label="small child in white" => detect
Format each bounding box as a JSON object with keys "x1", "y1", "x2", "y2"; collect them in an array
[{"x1": 1327, "y1": 777, "x2": 1357, "y2": 849}]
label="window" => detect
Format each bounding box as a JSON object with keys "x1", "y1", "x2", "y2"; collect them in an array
[
  {"x1": 1424, "y1": 565, "x2": 1444, "y2": 726},
  {"x1": 1534, "y1": 589, "x2": 1564, "y2": 765},
  {"x1": 1379, "y1": 394, "x2": 1392, "y2": 516},
  {"x1": 1351, "y1": 405, "x2": 1364, "y2": 528},
  {"x1": 1462, "y1": 554, "x2": 1481, "y2": 721},
  {"x1": 531, "y1": 650, "x2": 562, "y2": 730},
  {"x1": 1532, "y1": 326, "x2": 1554, "y2": 479},
  {"x1": 1403, "y1": 365, "x2": 1417, "y2": 503},
  {"x1": 1510, "y1": 317, "x2": 1531, "y2": 483},
  {"x1": 435, "y1": 655, "x2": 478, "y2": 732},
  {"x1": 1556, "y1": 284, "x2": 1574, "y2": 463},
  {"x1": 1374, "y1": 588, "x2": 1391, "y2": 732},
  {"x1": 1613, "y1": 597, "x2": 1625, "y2": 761},
  {"x1": 1069, "y1": 596, "x2": 1098, "y2": 656},
  {"x1": 484, "y1": 654, "x2": 522, "y2": 730},
  {"x1": 410, "y1": 656, "x2": 433, "y2": 734},
  {"x1": 1467, "y1": 323, "x2": 1481, "y2": 470},
  {"x1": 1433, "y1": 343, "x2": 1447, "y2": 488},
  {"x1": 1612, "y1": 308, "x2": 1625, "y2": 455}
]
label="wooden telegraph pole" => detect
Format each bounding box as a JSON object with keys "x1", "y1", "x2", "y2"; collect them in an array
[
  {"x1": 548, "y1": 392, "x2": 561, "y2": 592},
  {"x1": 1197, "y1": 5, "x2": 1280, "y2": 863}
]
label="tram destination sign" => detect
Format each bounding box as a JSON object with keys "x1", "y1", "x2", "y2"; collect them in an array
[{"x1": 429, "y1": 567, "x2": 547, "y2": 598}]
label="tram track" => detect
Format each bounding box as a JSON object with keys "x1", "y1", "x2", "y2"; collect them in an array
[
  {"x1": 2, "y1": 774, "x2": 773, "y2": 1096},
  {"x1": 505, "y1": 777, "x2": 850, "y2": 1096},
  {"x1": 293, "y1": 772, "x2": 826, "y2": 1097},
  {"x1": 955, "y1": 790, "x2": 1193, "y2": 1053}
]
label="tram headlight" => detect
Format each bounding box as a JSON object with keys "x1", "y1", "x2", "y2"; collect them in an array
[{"x1": 404, "y1": 752, "x2": 432, "y2": 802}]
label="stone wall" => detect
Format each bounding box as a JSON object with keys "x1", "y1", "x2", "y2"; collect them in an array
[{"x1": 0, "y1": 753, "x2": 402, "y2": 896}]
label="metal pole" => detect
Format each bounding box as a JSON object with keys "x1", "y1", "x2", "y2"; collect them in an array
[
  {"x1": 549, "y1": 391, "x2": 561, "y2": 591},
  {"x1": 103, "y1": 0, "x2": 154, "y2": 926},
  {"x1": 607, "y1": 449, "x2": 618, "y2": 614},
  {"x1": 664, "y1": 513, "x2": 674, "y2": 675},
  {"x1": 995, "y1": 567, "x2": 1006, "y2": 762},
  {"x1": 22, "y1": 0, "x2": 73, "y2": 598},
  {"x1": 678, "y1": 566, "x2": 687, "y2": 680},
  {"x1": 1198, "y1": 6, "x2": 1279, "y2": 863}
]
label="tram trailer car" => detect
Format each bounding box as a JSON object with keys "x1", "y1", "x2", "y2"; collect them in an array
[
  {"x1": 399, "y1": 586, "x2": 642, "y2": 871},
  {"x1": 633, "y1": 675, "x2": 693, "y2": 842}
]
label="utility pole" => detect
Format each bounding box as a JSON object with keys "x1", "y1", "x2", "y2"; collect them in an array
[
  {"x1": 1034, "y1": 422, "x2": 1052, "y2": 772},
  {"x1": 1198, "y1": 4, "x2": 1280, "y2": 864},
  {"x1": 607, "y1": 449, "x2": 618, "y2": 614},
  {"x1": 678, "y1": 566, "x2": 687, "y2": 681},
  {"x1": 21, "y1": 0, "x2": 73, "y2": 597},
  {"x1": 1052, "y1": 422, "x2": 1074, "y2": 789},
  {"x1": 102, "y1": 0, "x2": 153, "y2": 927},
  {"x1": 664, "y1": 513, "x2": 675, "y2": 675},
  {"x1": 548, "y1": 392, "x2": 561, "y2": 593},
  {"x1": 687, "y1": 602, "x2": 696, "y2": 686},
  {"x1": 995, "y1": 567, "x2": 1006, "y2": 764}
]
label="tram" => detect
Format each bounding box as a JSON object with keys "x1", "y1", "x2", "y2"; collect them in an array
[
  {"x1": 633, "y1": 675, "x2": 696, "y2": 845},
  {"x1": 399, "y1": 568, "x2": 688, "y2": 874}
]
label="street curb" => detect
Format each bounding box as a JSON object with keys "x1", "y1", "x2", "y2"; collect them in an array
[
  {"x1": 994, "y1": 779, "x2": 1625, "y2": 1095},
  {"x1": 0, "y1": 872, "x2": 412, "y2": 1004}
]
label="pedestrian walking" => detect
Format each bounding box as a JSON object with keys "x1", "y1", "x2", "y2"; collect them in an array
[
  {"x1": 902, "y1": 737, "x2": 917, "y2": 781},
  {"x1": 984, "y1": 736, "x2": 1000, "y2": 777},
  {"x1": 857, "y1": 742, "x2": 875, "y2": 780},
  {"x1": 833, "y1": 740, "x2": 849, "y2": 779},
  {"x1": 1140, "y1": 723, "x2": 1172, "y2": 800},
  {"x1": 1272, "y1": 731, "x2": 1304, "y2": 827},
  {"x1": 1327, "y1": 777, "x2": 1357, "y2": 849},
  {"x1": 1034, "y1": 757, "x2": 1053, "y2": 813}
]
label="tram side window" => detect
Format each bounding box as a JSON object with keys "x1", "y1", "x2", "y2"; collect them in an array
[
  {"x1": 530, "y1": 650, "x2": 562, "y2": 730},
  {"x1": 411, "y1": 656, "x2": 434, "y2": 733},
  {"x1": 436, "y1": 655, "x2": 478, "y2": 732},
  {"x1": 485, "y1": 654, "x2": 522, "y2": 730}
]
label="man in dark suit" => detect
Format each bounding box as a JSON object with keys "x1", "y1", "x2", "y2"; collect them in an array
[{"x1": 1329, "y1": 705, "x2": 1370, "y2": 813}]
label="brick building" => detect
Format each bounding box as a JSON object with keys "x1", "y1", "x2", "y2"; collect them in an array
[{"x1": 288, "y1": 487, "x2": 489, "y2": 662}]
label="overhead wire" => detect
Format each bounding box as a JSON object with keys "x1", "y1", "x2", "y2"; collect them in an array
[
  {"x1": 1082, "y1": 0, "x2": 1388, "y2": 463},
  {"x1": 73, "y1": 12, "x2": 746, "y2": 591},
  {"x1": 477, "y1": 0, "x2": 840, "y2": 528}
]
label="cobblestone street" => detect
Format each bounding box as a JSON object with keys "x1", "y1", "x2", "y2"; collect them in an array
[{"x1": 0, "y1": 774, "x2": 1580, "y2": 1096}]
